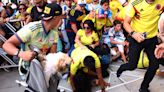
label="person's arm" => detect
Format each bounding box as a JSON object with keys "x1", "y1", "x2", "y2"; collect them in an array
[
  {"x1": 154, "y1": 43, "x2": 164, "y2": 59},
  {"x1": 87, "y1": 69, "x2": 97, "y2": 77},
  {"x1": 1, "y1": 9, "x2": 6, "y2": 18},
  {"x1": 2, "y1": 35, "x2": 35, "y2": 61},
  {"x1": 96, "y1": 67, "x2": 110, "y2": 91},
  {"x1": 110, "y1": 36, "x2": 126, "y2": 45},
  {"x1": 89, "y1": 41, "x2": 99, "y2": 49},
  {"x1": 25, "y1": 15, "x2": 32, "y2": 24},
  {"x1": 94, "y1": 54, "x2": 110, "y2": 91},
  {"x1": 70, "y1": 73, "x2": 76, "y2": 92},
  {"x1": 71, "y1": 23, "x2": 78, "y2": 33},
  {"x1": 50, "y1": 43, "x2": 57, "y2": 53},
  {"x1": 75, "y1": 32, "x2": 85, "y2": 48},
  {"x1": 158, "y1": 13, "x2": 164, "y2": 42},
  {"x1": 70, "y1": 61, "x2": 79, "y2": 92},
  {"x1": 123, "y1": 16, "x2": 144, "y2": 43}
]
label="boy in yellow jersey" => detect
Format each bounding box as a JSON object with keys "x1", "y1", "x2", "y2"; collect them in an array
[
  {"x1": 116, "y1": 0, "x2": 164, "y2": 92},
  {"x1": 69, "y1": 47, "x2": 110, "y2": 92}
]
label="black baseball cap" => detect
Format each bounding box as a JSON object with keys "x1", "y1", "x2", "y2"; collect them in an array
[{"x1": 42, "y1": 3, "x2": 62, "y2": 20}]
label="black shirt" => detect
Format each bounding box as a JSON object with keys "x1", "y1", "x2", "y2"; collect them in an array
[
  {"x1": 66, "y1": 9, "x2": 89, "y2": 32},
  {"x1": 30, "y1": 6, "x2": 43, "y2": 21}
]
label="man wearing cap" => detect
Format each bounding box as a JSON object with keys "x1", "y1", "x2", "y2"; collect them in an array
[
  {"x1": 66, "y1": 0, "x2": 89, "y2": 55},
  {"x1": 2, "y1": 3, "x2": 63, "y2": 91}
]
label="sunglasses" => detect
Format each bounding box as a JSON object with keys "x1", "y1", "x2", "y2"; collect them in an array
[
  {"x1": 19, "y1": 8, "x2": 25, "y2": 10},
  {"x1": 84, "y1": 26, "x2": 91, "y2": 30}
]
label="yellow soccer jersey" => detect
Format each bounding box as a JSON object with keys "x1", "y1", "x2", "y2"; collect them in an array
[
  {"x1": 126, "y1": 0, "x2": 164, "y2": 39},
  {"x1": 116, "y1": 5, "x2": 128, "y2": 22},
  {"x1": 26, "y1": 5, "x2": 33, "y2": 14},
  {"x1": 70, "y1": 47, "x2": 101, "y2": 75},
  {"x1": 110, "y1": 0, "x2": 123, "y2": 19},
  {"x1": 16, "y1": 21, "x2": 58, "y2": 54},
  {"x1": 74, "y1": 29, "x2": 99, "y2": 48},
  {"x1": 82, "y1": 14, "x2": 95, "y2": 23}
]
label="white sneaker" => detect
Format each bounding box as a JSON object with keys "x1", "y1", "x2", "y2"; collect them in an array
[{"x1": 15, "y1": 80, "x2": 28, "y2": 87}]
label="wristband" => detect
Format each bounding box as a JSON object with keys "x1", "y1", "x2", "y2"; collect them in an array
[{"x1": 13, "y1": 49, "x2": 20, "y2": 56}]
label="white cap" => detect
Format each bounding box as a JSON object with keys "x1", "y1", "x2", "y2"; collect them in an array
[
  {"x1": 78, "y1": 0, "x2": 86, "y2": 6},
  {"x1": 118, "y1": 0, "x2": 126, "y2": 5}
]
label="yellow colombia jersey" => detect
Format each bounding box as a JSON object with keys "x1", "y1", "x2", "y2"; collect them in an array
[
  {"x1": 83, "y1": 13, "x2": 112, "y2": 30},
  {"x1": 126, "y1": 0, "x2": 164, "y2": 39},
  {"x1": 109, "y1": 0, "x2": 123, "y2": 19},
  {"x1": 26, "y1": 5, "x2": 33, "y2": 14},
  {"x1": 74, "y1": 29, "x2": 99, "y2": 48},
  {"x1": 116, "y1": 5, "x2": 128, "y2": 22},
  {"x1": 70, "y1": 47, "x2": 100, "y2": 75}
]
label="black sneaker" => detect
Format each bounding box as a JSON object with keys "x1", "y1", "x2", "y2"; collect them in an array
[
  {"x1": 139, "y1": 88, "x2": 150, "y2": 92},
  {"x1": 116, "y1": 69, "x2": 122, "y2": 78}
]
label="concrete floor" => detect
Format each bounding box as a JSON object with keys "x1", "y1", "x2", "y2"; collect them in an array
[{"x1": 0, "y1": 62, "x2": 164, "y2": 92}]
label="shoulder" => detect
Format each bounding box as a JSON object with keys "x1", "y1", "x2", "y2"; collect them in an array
[
  {"x1": 131, "y1": 0, "x2": 143, "y2": 6},
  {"x1": 28, "y1": 21, "x2": 42, "y2": 32},
  {"x1": 77, "y1": 29, "x2": 85, "y2": 34}
]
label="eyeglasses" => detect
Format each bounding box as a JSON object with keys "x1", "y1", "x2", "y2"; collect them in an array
[{"x1": 84, "y1": 26, "x2": 91, "y2": 30}]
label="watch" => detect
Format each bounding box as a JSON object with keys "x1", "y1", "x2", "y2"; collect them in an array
[
  {"x1": 129, "y1": 31, "x2": 135, "y2": 36},
  {"x1": 13, "y1": 49, "x2": 20, "y2": 56}
]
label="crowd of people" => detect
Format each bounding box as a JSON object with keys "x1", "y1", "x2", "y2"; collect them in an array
[{"x1": 0, "y1": 0, "x2": 163, "y2": 92}]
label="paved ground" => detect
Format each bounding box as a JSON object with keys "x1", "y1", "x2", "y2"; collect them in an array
[{"x1": 0, "y1": 62, "x2": 164, "y2": 92}]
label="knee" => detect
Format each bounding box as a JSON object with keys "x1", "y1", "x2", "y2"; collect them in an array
[
  {"x1": 128, "y1": 64, "x2": 137, "y2": 70},
  {"x1": 149, "y1": 62, "x2": 159, "y2": 70}
]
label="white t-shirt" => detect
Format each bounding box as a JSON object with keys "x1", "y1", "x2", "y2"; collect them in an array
[{"x1": 108, "y1": 27, "x2": 125, "y2": 42}]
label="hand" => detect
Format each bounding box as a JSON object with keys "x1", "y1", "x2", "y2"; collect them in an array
[
  {"x1": 89, "y1": 44, "x2": 95, "y2": 49},
  {"x1": 0, "y1": 17, "x2": 4, "y2": 24},
  {"x1": 20, "y1": 17, "x2": 26, "y2": 21},
  {"x1": 18, "y1": 50, "x2": 36, "y2": 61},
  {"x1": 131, "y1": 32, "x2": 145, "y2": 43},
  {"x1": 89, "y1": 10, "x2": 95, "y2": 18},
  {"x1": 5, "y1": 18, "x2": 10, "y2": 22},
  {"x1": 124, "y1": 41, "x2": 129, "y2": 46},
  {"x1": 98, "y1": 79, "x2": 110, "y2": 90},
  {"x1": 154, "y1": 43, "x2": 164, "y2": 59}
]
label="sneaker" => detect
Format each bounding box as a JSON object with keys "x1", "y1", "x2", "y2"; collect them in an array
[
  {"x1": 15, "y1": 80, "x2": 28, "y2": 87},
  {"x1": 139, "y1": 88, "x2": 150, "y2": 92},
  {"x1": 116, "y1": 68, "x2": 122, "y2": 78}
]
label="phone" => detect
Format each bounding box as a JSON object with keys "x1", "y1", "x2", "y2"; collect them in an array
[{"x1": 141, "y1": 32, "x2": 147, "y2": 39}]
